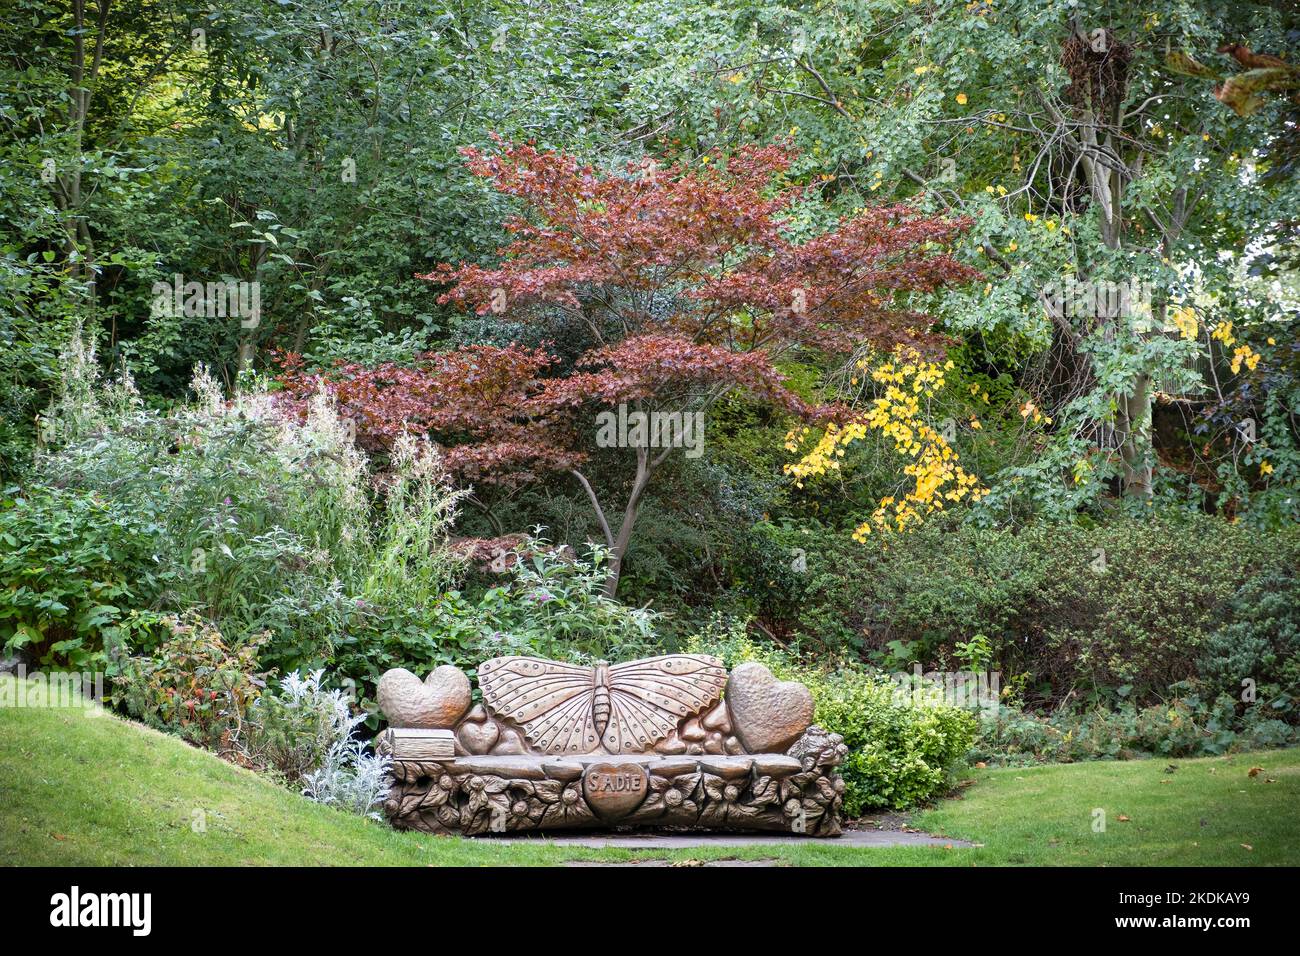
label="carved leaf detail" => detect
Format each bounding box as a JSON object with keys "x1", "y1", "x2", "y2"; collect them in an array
[
  {"x1": 792, "y1": 770, "x2": 819, "y2": 788},
  {"x1": 675, "y1": 772, "x2": 703, "y2": 801},
  {"x1": 698, "y1": 800, "x2": 730, "y2": 826},
  {"x1": 417, "y1": 785, "x2": 449, "y2": 810},
  {"x1": 724, "y1": 803, "x2": 767, "y2": 825},
  {"x1": 399, "y1": 791, "x2": 428, "y2": 817},
  {"x1": 702, "y1": 773, "x2": 726, "y2": 802},
  {"x1": 815, "y1": 776, "x2": 839, "y2": 802},
  {"x1": 801, "y1": 798, "x2": 826, "y2": 820},
  {"x1": 533, "y1": 780, "x2": 563, "y2": 803},
  {"x1": 750, "y1": 775, "x2": 779, "y2": 806}
]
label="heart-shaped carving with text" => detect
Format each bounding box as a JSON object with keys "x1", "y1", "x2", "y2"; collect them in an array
[
  {"x1": 724, "y1": 662, "x2": 814, "y2": 754},
  {"x1": 582, "y1": 763, "x2": 650, "y2": 821}
]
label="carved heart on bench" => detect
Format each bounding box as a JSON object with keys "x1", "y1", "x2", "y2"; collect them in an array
[
  {"x1": 456, "y1": 717, "x2": 500, "y2": 755},
  {"x1": 582, "y1": 762, "x2": 650, "y2": 821},
  {"x1": 725, "y1": 662, "x2": 814, "y2": 753},
  {"x1": 377, "y1": 666, "x2": 471, "y2": 729}
]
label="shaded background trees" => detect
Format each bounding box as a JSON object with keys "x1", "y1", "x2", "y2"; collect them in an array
[{"x1": 2, "y1": 0, "x2": 1297, "y2": 693}]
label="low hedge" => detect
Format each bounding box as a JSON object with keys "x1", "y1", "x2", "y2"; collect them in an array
[{"x1": 739, "y1": 512, "x2": 1300, "y2": 708}]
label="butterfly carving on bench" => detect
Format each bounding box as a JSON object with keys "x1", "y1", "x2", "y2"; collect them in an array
[{"x1": 477, "y1": 654, "x2": 727, "y2": 755}]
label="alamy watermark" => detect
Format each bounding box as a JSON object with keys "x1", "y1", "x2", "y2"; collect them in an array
[
  {"x1": 150, "y1": 273, "x2": 261, "y2": 328},
  {"x1": 1, "y1": 664, "x2": 104, "y2": 714},
  {"x1": 1042, "y1": 276, "x2": 1155, "y2": 322},
  {"x1": 50, "y1": 886, "x2": 151, "y2": 936},
  {"x1": 890, "y1": 665, "x2": 1001, "y2": 716},
  {"x1": 595, "y1": 403, "x2": 704, "y2": 459}
]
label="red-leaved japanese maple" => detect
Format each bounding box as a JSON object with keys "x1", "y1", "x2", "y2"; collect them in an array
[{"x1": 282, "y1": 138, "x2": 978, "y2": 596}]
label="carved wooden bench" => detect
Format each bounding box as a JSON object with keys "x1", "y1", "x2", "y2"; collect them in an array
[{"x1": 375, "y1": 655, "x2": 847, "y2": 836}]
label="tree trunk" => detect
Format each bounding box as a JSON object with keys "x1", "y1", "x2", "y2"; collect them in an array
[
  {"x1": 1066, "y1": 20, "x2": 1152, "y2": 499},
  {"x1": 602, "y1": 444, "x2": 655, "y2": 598},
  {"x1": 572, "y1": 440, "x2": 664, "y2": 600},
  {"x1": 57, "y1": 0, "x2": 111, "y2": 306},
  {"x1": 1116, "y1": 374, "x2": 1152, "y2": 496}
]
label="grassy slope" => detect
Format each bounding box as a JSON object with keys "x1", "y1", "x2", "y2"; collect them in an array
[{"x1": 2, "y1": 676, "x2": 1297, "y2": 866}]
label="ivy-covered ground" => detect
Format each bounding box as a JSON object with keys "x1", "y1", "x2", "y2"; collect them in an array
[{"x1": 4, "y1": 677, "x2": 1296, "y2": 867}]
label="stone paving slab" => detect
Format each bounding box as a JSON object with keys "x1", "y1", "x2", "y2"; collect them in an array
[{"x1": 475, "y1": 828, "x2": 974, "y2": 849}]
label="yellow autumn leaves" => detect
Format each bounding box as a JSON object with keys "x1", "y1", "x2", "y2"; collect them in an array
[
  {"x1": 1169, "y1": 309, "x2": 1265, "y2": 375},
  {"x1": 1170, "y1": 305, "x2": 1199, "y2": 340},
  {"x1": 784, "y1": 350, "x2": 988, "y2": 541},
  {"x1": 1211, "y1": 321, "x2": 1261, "y2": 373}
]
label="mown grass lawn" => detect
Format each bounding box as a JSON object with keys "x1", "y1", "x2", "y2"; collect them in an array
[{"x1": 2, "y1": 675, "x2": 1297, "y2": 866}]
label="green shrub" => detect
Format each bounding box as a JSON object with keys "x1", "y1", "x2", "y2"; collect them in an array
[
  {"x1": 0, "y1": 485, "x2": 171, "y2": 669},
  {"x1": 1196, "y1": 568, "x2": 1300, "y2": 712},
  {"x1": 245, "y1": 669, "x2": 364, "y2": 784},
  {"x1": 14, "y1": 348, "x2": 462, "y2": 697},
  {"x1": 9, "y1": 343, "x2": 669, "y2": 725},
  {"x1": 20, "y1": 358, "x2": 377, "y2": 676},
  {"x1": 1023, "y1": 517, "x2": 1270, "y2": 703},
  {"x1": 324, "y1": 537, "x2": 663, "y2": 724},
  {"x1": 111, "y1": 613, "x2": 268, "y2": 751},
  {"x1": 465, "y1": 541, "x2": 662, "y2": 662},
  {"x1": 817, "y1": 669, "x2": 978, "y2": 814},
  {"x1": 688, "y1": 617, "x2": 976, "y2": 814},
  {"x1": 0, "y1": 310, "x2": 75, "y2": 484}
]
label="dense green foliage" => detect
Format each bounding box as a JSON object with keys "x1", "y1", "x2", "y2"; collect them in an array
[
  {"x1": 0, "y1": 484, "x2": 168, "y2": 669},
  {"x1": 112, "y1": 611, "x2": 267, "y2": 749},
  {"x1": 0, "y1": 344, "x2": 657, "y2": 716},
  {"x1": 972, "y1": 695, "x2": 1297, "y2": 767}
]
